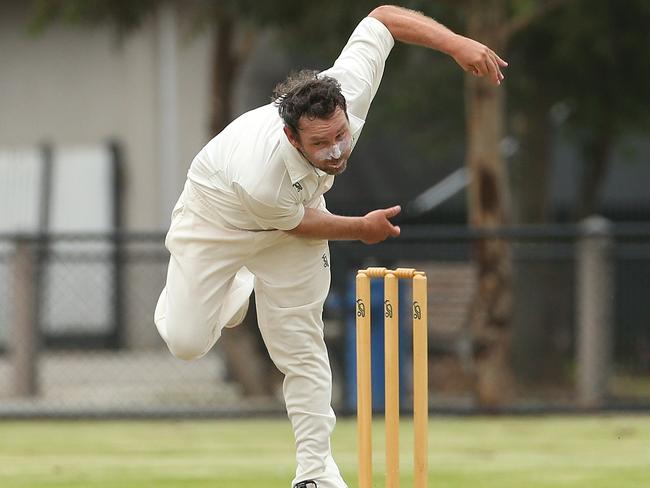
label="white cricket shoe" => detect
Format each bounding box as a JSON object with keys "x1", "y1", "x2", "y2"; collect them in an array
[{"x1": 294, "y1": 482, "x2": 317, "y2": 488}]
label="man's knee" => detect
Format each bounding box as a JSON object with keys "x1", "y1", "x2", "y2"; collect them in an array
[
  {"x1": 163, "y1": 322, "x2": 216, "y2": 361},
  {"x1": 155, "y1": 294, "x2": 220, "y2": 360},
  {"x1": 166, "y1": 338, "x2": 208, "y2": 361}
]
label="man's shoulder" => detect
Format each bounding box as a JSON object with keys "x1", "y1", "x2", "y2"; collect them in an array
[
  {"x1": 203, "y1": 103, "x2": 282, "y2": 156},
  {"x1": 233, "y1": 126, "x2": 292, "y2": 202},
  {"x1": 231, "y1": 103, "x2": 279, "y2": 129}
]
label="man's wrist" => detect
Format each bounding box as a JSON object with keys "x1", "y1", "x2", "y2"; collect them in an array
[
  {"x1": 355, "y1": 215, "x2": 369, "y2": 241},
  {"x1": 440, "y1": 33, "x2": 464, "y2": 57}
]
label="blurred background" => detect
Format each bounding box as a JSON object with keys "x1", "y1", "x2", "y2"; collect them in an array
[{"x1": 1, "y1": 0, "x2": 649, "y2": 418}]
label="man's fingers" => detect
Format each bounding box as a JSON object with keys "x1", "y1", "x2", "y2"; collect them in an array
[
  {"x1": 494, "y1": 52, "x2": 509, "y2": 67},
  {"x1": 464, "y1": 63, "x2": 478, "y2": 74},
  {"x1": 383, "y1": 205, "x2": 401, "y2": 218},
  {"x1": 477, "y1": 60, "x2": 490, "y2": 78},
  {"x1": 467, "y1": 63, "x2": 480, "y2": 76},
  {"x1": 470, "y1": 57, "x2": 505, "y2": 85},
  {"x1": 491, "y1": 51, "x2": 508, "y2": 81},
  {"x1": 386, "y1": 206, "x2": 401, "y2": 239},
  {"x1": 486, "y1": 56, "x2": 501, "y2": 85},
  {"x1": 490, "y1": 52, "x2": 505, "y2": 81}
]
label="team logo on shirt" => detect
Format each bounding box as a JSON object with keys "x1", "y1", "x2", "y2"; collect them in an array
[{"x1": 293, "y1": 182, "x2": 303, "y2": 191}]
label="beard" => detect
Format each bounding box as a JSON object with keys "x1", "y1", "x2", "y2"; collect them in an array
[
  {"x1": 321, "y1": 159, "x2": 348, "y2": 175},
  {"x1": 298, "y1": 147, "x2": 349, "y2": 176}
]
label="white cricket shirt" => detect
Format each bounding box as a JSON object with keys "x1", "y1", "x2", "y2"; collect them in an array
[{"x1": 187, "y1": 16, "x2": 395, "y2": 231}]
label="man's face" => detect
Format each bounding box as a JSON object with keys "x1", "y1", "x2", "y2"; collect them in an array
[{"x1": 284, "y1": 107, "x2": 352, "y2": 176}]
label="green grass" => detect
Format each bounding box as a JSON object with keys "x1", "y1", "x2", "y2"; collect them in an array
[{"x1": 0, "y1": 415, "x2": 649, "y2": 487}]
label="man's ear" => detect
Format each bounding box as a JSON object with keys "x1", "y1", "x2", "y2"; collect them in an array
[{"x1": 283, "y1": 126, "x2": 300, "y2": 149}]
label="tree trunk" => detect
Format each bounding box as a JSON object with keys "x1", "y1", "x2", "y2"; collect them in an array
[
  {"x1": 465, "y1": 0, "x2": 515, "y2": 408},
  {"x1": 210, "y1": 15, "x2": 236, "y2": 135}
]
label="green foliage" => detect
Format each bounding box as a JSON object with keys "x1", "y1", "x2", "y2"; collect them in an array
[
  {"x1": 508, "y1": 0, "x2": 538, "y2": 18},
  {"x1": 510, "y1": 0, "x2": 650, "y2": 135},
  {"x1": 28, "y1": 0, "x2": 159, "y2": 36}
]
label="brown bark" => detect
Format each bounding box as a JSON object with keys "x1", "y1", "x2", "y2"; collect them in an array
[
  {"x1": 210, "y1": 16, "x2": 258, "y2": 135},
  {"x1": 210, "y1": 15, "x2": 236, "y2": 135},
  {"x1": 465, "y1": 0, "x2": 515, "y2": 408},
  {"x1": 210, "y1": 19, "x2": 274, "y2": 396}
]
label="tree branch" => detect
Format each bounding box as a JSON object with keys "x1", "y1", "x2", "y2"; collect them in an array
[{"x1": 502, "y1": 0, "x2": 572, "y2": 40}]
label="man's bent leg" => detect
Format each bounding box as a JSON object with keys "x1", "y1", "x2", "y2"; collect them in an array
[
  {"x1": 154, "y1": 266, "x2": 253, "y2": 360},
  {"x1": 154, "y1": 183, "x2": 254, "y2": 360}
]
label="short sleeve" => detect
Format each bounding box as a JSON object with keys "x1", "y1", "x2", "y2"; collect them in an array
[
  {"x1": 320, "y1": 17, "x2": 395, "y2": 121},
  {"x1": 233, "y1": 181, "x2": 305, "y2": 231}
]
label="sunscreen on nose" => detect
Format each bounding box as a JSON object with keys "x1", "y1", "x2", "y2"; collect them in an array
[{"x1": 314, "y1": 135, "x2": 352, "y2": 161}]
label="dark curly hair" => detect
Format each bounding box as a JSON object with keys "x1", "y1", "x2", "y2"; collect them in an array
[{"x1": 273, "y1": 70, "x2": 347, "y2": 137}]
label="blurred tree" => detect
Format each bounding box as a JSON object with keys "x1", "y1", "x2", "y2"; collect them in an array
[
  {"x1": 505, "y1": 0, "x2": 650, "y2": 386},
  {"x1": 440, "y1": 0, "x2": 571, "y2": 407},
  {"x1": 29, "y1": 0, "x2": 158, "y2": 36},
  {"x1": 511, "y1": 0, "x2": 650, "y2": 221}
]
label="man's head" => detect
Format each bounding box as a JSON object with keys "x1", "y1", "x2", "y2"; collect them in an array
[{"x1": 274, "y1": 70, "x2": 352, "y2": 175}]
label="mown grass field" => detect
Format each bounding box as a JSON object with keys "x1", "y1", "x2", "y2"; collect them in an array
[{"x1": 0, "y1": 415, "x2": 648, "y2": 487}]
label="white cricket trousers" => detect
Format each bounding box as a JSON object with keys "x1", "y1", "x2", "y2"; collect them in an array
[{"x1": 154, "y1": 180, "x2": 347, "y2": 488}]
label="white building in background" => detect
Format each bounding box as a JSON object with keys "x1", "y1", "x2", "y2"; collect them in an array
[{"x1": 0, "y1": 1, "x2": 286, "y2": 231}]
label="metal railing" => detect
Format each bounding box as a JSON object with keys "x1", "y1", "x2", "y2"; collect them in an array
[{"x1": 0, "y1": 220, "x2": 649, "y2": 417}]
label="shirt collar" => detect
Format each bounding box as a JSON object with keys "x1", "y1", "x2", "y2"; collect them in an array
[{"x1": 281, "y1": 111, "x2": 365, "y2": 184}]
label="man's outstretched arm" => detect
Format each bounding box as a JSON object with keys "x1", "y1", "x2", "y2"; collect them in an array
[
  {"x1": 286, "y1": 206, "x2": 401, "y2": 245},
  {"x1": 369, "y1": 5, "x2": 508, "y2": 85}
]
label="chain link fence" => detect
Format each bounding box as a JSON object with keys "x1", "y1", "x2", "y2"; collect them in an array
[{"x1": 1, "y1": 222, "x2": 649, "y2": 417}]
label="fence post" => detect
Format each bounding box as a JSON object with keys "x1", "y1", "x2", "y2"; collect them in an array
[
  {"x1": 11, "y1": 237, "x2": 39, "y2": 397},
  {"x1": 576, "y1": 216, "x2": 613, "y2": 408}
]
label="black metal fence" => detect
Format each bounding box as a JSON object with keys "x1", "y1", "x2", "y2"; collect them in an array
[{"x1": 0, "y1": 221, "x2": 649, "y2": 417}]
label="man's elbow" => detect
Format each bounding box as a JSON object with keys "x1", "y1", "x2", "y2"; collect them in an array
[
  {"x1": 368, "y1": 5, "x2": 394, "y2": 24},
  {"x1": 285, "y1": 225, "x2": 301, "y2": 236},
  {"x1": 285, "y1": 219, "x2": 306, "y2": 236}
]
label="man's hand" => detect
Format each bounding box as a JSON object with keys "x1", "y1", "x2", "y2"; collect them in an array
[
  {"x1": 360, "y1": 205, "x2": 402, "y2": 244},
  {"x1": 449, "y1": 35, "x2": 508, "y2": 85}
]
